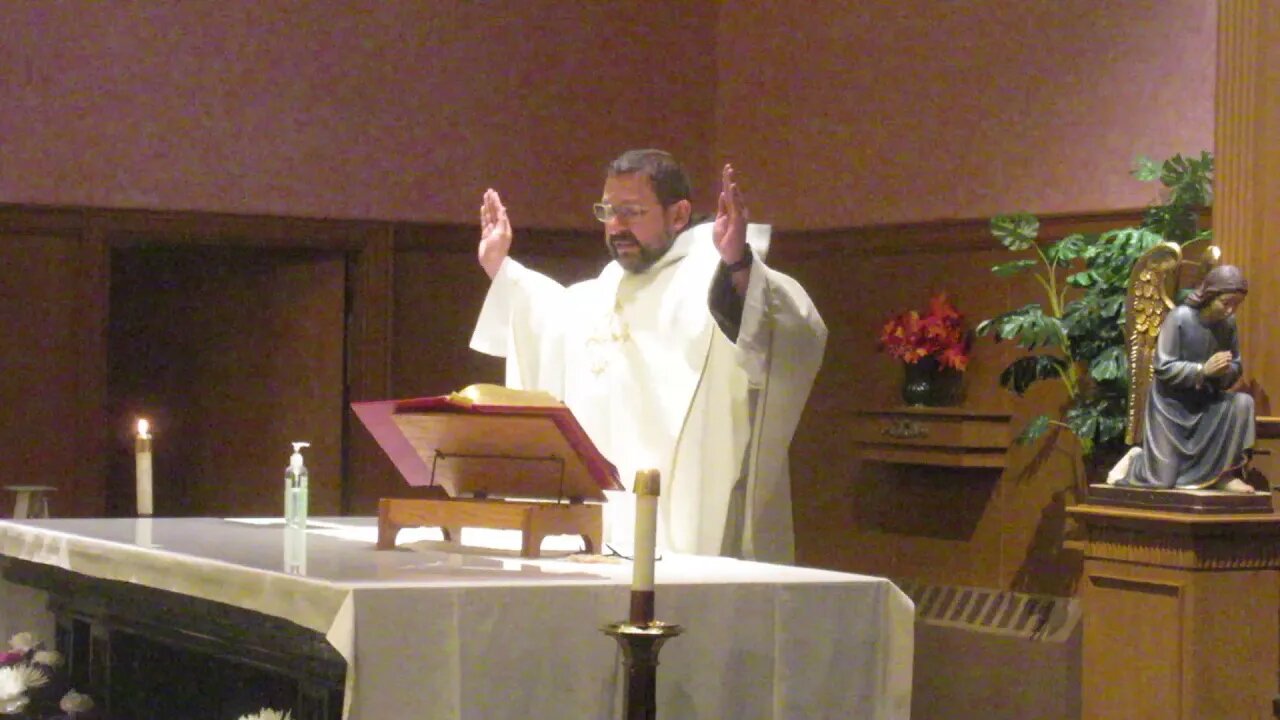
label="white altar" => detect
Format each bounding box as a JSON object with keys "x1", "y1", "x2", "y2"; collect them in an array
[{"x1": 0, "y1": 517, "x2": 913, "y2": 719}]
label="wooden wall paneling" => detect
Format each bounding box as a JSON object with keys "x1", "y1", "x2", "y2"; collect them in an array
[
  {"x1": 106, "y1": 244, "x2": 347, "y2": 518},
  {"x1": 390, "y1": 223, "x2": 503, "y2": 400},
  {"x1": 1082, "y1": 570, "x2": 1186, "y2": 718},
  {"x1": 71, "y1": 220, "x2": 111, "y2": 517},
  {"x1": 88, "y1": 207, "x2": 380, "y2": 251},
  {"x1": 0, "y1": 201, "x2": 1159, "y2": 597},
  {"x1": 104, "y1": 245, "x2": 167, "y2": 517},
  {"x1": 0, "y1": 222, "x2": 107, "y2": 518},
  {"x1": 775, "y1": 226, "x2": 1027, "y2": 586},
  {"x1": 343, "y1": 227, "x2": 398, "y2": 515},
  {"x1": 778, "y1": 243, "x2": 1012, "y2": 584},
  {"x1": 997, "y1": 380, "x2": 1086, "y2": 596},
  {"x1": 348, "y1": 225, "x2": 493, "y2": 513},
  {"x1": 66, "y1": 204, "x2": 371, "y2": 519},
  {"x1": 776, "y1": 212, "x2": 1140, "y2": 592},
  {"x1": 256, "y1": 249, "x2": 346, "y2": 517},
  {"x1": 85, "y1": 206, "x2": 387, "y2": 519},
  {"x1": 1216, "y1": 0, "x2": 1280, "y2": 409}
]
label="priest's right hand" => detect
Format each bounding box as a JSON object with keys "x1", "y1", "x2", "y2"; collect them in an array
[{"x1": 479, "y1": 188, "x2": 513, "y2": 279}]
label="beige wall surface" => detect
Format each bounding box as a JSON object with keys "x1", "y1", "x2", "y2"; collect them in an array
[
  {"x1": 3, "y1": 1, "x2": 1214, "y2": 229},
  {"x1": 0, "y1": 1, "x2": 718, "y2": 228},
  {"x1": 716, "y1": 0, "x2": 1217, "y2": 228}
]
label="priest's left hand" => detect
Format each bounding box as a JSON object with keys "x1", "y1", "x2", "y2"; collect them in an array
[{"x1": 713, "y1": 164, "x2": 749, "y2": 267}]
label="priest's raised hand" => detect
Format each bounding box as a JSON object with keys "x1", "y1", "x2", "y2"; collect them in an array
[
  {"x1": 478, "y1": 188, "x2": 512, "y2": 280},
  {"x1": 713, "y1": 164, "x2": 753, "y2": 295}
]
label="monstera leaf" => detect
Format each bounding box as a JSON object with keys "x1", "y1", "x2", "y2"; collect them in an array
[{"x1": 980, "y1": 153, "x2": 1214, "y2": 456}]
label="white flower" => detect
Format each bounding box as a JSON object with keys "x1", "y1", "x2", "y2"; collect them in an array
[
  {"x1": 238, "y1": 710, "x2": 292, "y2": 720},
  {"x1": 5, "y1": 634, "x2": 33, "y2": 653},
  {"x1": 0, "y1": 664, "x2": 48, "y2": 698},
  {"x1": 60, "y1": 689, "x2": 96, "y2": 713},
  {"x1": 33, "y1": 649, "x2": 63, "y2": 668},
  {"x1": 0, "y1": 666, "x2": 40, "y2": 715},
  {"x1": 0, "y1": 669, "x2": 22, "y2": 703}
]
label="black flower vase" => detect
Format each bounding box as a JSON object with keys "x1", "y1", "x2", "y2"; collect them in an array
[{"x1": 901, "y1": 356, "x2": 949, "y2": 406}]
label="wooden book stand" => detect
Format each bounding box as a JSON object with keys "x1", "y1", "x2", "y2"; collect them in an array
[{"x1": 352, "y1": 385, "x2": 622, "y2": 557}]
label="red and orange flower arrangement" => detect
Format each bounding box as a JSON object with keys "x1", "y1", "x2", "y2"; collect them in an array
[{"x1": 878, "y1": 293, "x2": 970, "y2": 371}]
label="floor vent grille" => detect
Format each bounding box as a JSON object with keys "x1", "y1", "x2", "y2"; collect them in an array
[{"x1": 896, "y1": 579, "x2": 1079, "y2": 641}]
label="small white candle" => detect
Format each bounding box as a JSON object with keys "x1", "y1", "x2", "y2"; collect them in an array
[
  {"x1": 135, "y1": 419, "x2": 153, "y2": 516},
  {"x1": 631, "y1": 469, "x2": 660, "y2": 592}
]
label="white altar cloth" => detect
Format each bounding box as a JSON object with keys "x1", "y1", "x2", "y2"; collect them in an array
[{"x1": 0, "y1": 518, "x2": 912, "y2": 719}]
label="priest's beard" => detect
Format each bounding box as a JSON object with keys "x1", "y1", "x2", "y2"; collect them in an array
[{"x1": 606, "y1": 229, "x2": 676, "y2": 274}]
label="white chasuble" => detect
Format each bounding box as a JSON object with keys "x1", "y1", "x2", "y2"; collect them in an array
[{"x1": 470, "y1": 223, "x2": 826, "y2": 563}]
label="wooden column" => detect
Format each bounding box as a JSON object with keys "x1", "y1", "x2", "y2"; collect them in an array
[
  {"x1": 1069, "y1": 504, "x2": 1280, "y2": 719},
  {"x1": 344, "y1": 227, "x2": 396, "y2": 514},
  {"x1": 1215, "y1": 0, "x2": 1280, "y2": 407},
  {"x1": 72, "y1": 222, "x2": 110, "y2": 517}
]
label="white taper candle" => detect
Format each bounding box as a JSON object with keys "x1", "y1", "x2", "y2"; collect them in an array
[
  {"x1": 631, "y1": 469, "x2": 660, "y2": 592},
  {"x1": 135, "y1": 419, "x2": 153, "y2": 516}
]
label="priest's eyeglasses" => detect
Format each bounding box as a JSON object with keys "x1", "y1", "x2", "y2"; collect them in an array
[{"x1": 593, "y1": 202, "x2": 650, "y2": 223}]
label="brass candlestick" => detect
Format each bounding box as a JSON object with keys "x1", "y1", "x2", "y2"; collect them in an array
[
  {"x1": 604, "y1": 468, "x2": 680, "y2": 719},
  {"x1": 602, "y1": 620, "x2": 683, "y2": 720}
]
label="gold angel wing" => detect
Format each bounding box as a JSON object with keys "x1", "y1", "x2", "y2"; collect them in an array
[
  {"x1": 1183, "y1": 243, "x2": 1222, "y2": 291},
  {"x1": 1199, "y1": 244, "x2": 1221, "y2": 269},
  {"x1": 1124, "y1": 242, "x2": 1182, "y2": 445}
]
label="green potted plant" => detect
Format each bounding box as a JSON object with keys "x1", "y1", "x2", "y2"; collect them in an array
[{"x1": 975, "y1": 152, "x2": 1214, "y2": 464}]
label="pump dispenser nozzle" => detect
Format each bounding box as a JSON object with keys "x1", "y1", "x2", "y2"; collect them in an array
[
  {"x1": 285, "y1": 442, "x2": 311, "y2": 529},
  {"x1": 290, "y1": 442, "x2": 311, "y2": 470}
]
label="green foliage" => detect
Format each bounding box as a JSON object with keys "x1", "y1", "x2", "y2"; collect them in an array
[
  {"x1": 975, "y1": 305, "x2": 1063, "y2": 351},
  {"x1": 1016, "y1": 414, "x2": 1052, "y2": 444},
  {"x1": 990, "y1": 213, "x2": 1040, "y2": 251},
  {"x1": 981, "y1": 153, "x2": 1213, "y2": 456},
  {"x1": 992, "y1": 259, "x2": 1038, "y2": 277},
  {"x1": 997, "y1": 355, "x2": 1070, "y2": 395}
]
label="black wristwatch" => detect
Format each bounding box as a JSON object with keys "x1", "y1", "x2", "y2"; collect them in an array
[{"x1": 722, "y1": 252, "x2": 753, "y2": 273}]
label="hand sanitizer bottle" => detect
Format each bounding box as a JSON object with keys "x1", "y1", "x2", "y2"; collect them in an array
[{"x1": 285, "y1": 442, "x2": 310, "y2": 529}]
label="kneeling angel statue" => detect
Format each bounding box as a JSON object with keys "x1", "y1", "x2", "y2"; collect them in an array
[{"x1": 1108, "y1": 246, "x2": 1255, "y2": 492}]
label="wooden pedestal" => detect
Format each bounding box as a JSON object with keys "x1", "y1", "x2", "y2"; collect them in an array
[
  {"x1": 377, "y1": 497, "x2": 603, "y2": 558},
  {"x1": 1069, "y1": 503, "x2": 1280, "y2": 719}
]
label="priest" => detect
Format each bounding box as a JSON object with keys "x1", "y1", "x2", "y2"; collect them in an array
[{"x1": 469, "y1": 150, "x2": 827, "y2": 563}]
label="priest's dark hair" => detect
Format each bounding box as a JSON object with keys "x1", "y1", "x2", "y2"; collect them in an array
[{"x1": 607, "y1": 149, "x2": 691, "y2": 209}]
